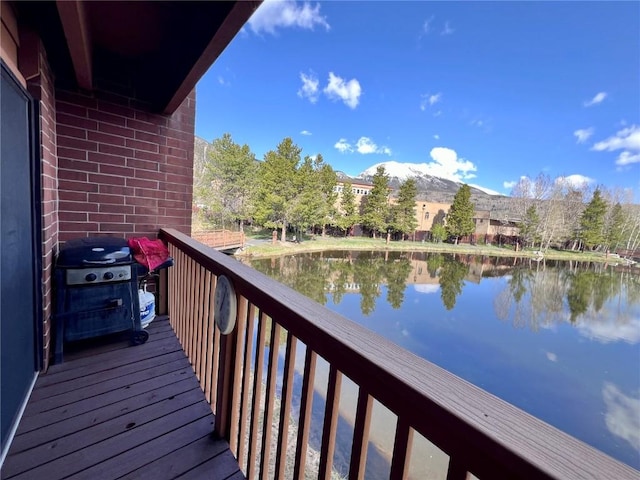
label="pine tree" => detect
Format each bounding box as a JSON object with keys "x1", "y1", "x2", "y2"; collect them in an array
[
  {"x1": 337, "y1": 181, "x2": 359, "y2": 236},
  {"x1": 361, "y1": 166, "x2": 390, "y2": 238},
  {"x1": 253, "y1": 138, "x2": 301, "y2": 242},
  {"x1": 390, "y1": 179, "x2": 418, "y2": 240},
  {"x1": 446, "y1": 184, "x2": 475, "y2": 244},
  {"x1": 604, "y1": 203, "x2": 625, "y2": 253},
  {"x1": 518, "y1": 205, "x2": 540, "y2": 248},
  {"x1": 579, "y1": 189, "x2": 607, "y2": 250}
]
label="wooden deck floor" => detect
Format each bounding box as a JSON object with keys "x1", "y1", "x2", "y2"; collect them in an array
[{"x1": 1, "y1": 317, "x2": 244, "y2": 480}]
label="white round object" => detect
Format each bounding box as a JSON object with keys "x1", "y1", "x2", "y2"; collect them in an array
[
  {"x1": 214, "y1": 275, "x2": 237, "y2": 335},
  {"x1": 139, "y1": 288, "x2": 156, "y2": 328}
]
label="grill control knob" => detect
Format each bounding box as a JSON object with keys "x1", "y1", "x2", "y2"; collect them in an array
[
  {"x1": 85, "y1": 273, "x2": 97, "y2": 282},
  {"x1": 103, "y1": 271, "x2": 114, "y2": 280}
]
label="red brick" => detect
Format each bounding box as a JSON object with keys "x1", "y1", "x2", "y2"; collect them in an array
[
  {"x1": 98, "y1": 122, "x2": 135, "y2": 139},
  {"x1": 89, "y1": 193, "x2": 126, "y2": 205},
  {"x1": 126, "y1": 177, "x2": 158, "y2": 189},
  {"x1": 99, "y1": 223, "x2": 133, "y2": 233},
  {"x1": 126, "y1": 214, "x2": 158, "y2": 224},
  {"x1": 59, "y1": 200, "x2": 99, "y2": 212},
  {"x1": 99, "y1": 184, "x2": 132, "y2": 196},
  {"x1": 126, "y1": 118, "x2": 160, "y2": 134},
  {"x1": 160, "y1": 146, "x2": 187, "y2": 159},
  {"x1": 56, "y1": 90, "x2": 97, "y2": 108},
  {"x1": 125, "y1": 138, "x2": 159, "y2": 153},
  {"x1": 58, "y1": 136, "x2": 97, "y2": 152},
  {"x1": 99, "y1": 164, "x2": 135, "y2": 177},
  {"x1": 59, "y1": 211, "x2": 87, "y2": 222},
  {"x1": 89, "y1": 213, "x2": 125, "y2": 223},
  {"x1": 133, "y1": 149, "x2": 163, "y2": 163},
  {"x1": 58, "y1": 158, "x2": 99, "y2": 173},
  {"x1": 57, "y1": 146, "x2": 88, "y2": 161},
  {"x1": 57, "y1": 102, "x2": 87, "y2": 117},
  {"x1": 125, "y1": 196, "x2": 157, "y2": 207},
  {"x1": 59, "y1": 179, "x2": 99, "y2": 193},
  {"x1": 59, "y1": 169, "x2": 87, "y2": 182},
  {"x1": 89, "y1": 173, "x2": 126, "y2": 186},
  {"x1": 88, "y1": 130, "x2": 126, "y2": 146},
  {"x1": 57, "y1": 113, "x2": 98, "y2": 131},
  {"x1": 127, "y1": 158, "x2": 158, "y2": 171},
  {"x1": 159, "y1": 199, "x2": 185, "y2": 209},
  {"x1": 162, "y1": 163, "x2": 191, "y2": 176},
  {"x1": 59, "y1": 190, "x2": 88, "y2": 202},
  {"x1": 134, "y1": 129, "x2": 165, "y2": 145},
  {"x1": 88, "y1": 109, "x2": 127, "y2": 126},
  {"x1": 139, "y1": 170, "x2": 165, "y2": 182},
  {"x1": 57, "y1": 124, "x2": 87, "y2": 139},
  {"x1": 98, "y1": 203, "x2": 134, "y2": 214},
  {"x1": 98, "y1": 143, "x2": 133, "y2": 157},
  {"x1": 96, "y1": 100, "x2": 133, "y2": 118},
  {"x1": 60, "y1": 221, "x2": 99, "y2": 231},
  {"x1": 134, "y1": 187, "x2": 165, "y2": 199},
  {"x1": 88, "y1": 151, "x2": 127, "y2": 166}
]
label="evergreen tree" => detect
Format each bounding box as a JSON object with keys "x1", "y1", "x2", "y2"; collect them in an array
[
  {"x1": 253, "y1": 138, "x2": 301, "y2": 242},
  {"x1": 390, "y1": 179, "x2": 418, "y2": 240},
  {"x1": 579, "y1": 189, "x2": 607, "y2": 250},
  {"x1": 446, "y1": 184, "x2": 475, "y2": 244},
  {"x1": 439, "y1": 256, "x2": 468, "y2": 310},
  {"x1": 337, "y1": 181, "x2": 359, "y2": 236},
  {"x1": 194, "y1": 133, "x2": 257, "y2": 229},
  {"x1": 361, "y1": 166, "x2": 390, "y2": 238},
  {"x1": 605, "y1": 203, "x2": 625, "y2": 253},
  {"x1": 518, "y1": 205, "x2": 540, "y2": 248},
  {"x1": 317, "y1": 157, "x2": 338, "y2": 236}
]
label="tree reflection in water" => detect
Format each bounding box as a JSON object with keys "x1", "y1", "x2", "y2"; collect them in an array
[{"x1": 243, "y1": 251, "x2": 639, "y2": 329}]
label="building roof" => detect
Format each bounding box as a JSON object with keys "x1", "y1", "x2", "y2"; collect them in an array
[{"x1": 13, "y1": 1, "x2": 260, "y2": 113}]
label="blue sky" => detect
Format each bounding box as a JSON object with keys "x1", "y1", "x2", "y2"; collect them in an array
[{"x1": 195, "y1": 1, "x2": 640, "y2": 198}]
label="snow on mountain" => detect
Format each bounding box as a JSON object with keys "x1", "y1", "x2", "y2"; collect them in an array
[{"x1": 359, "y1": 161, "x2": 502, "y2": 197}]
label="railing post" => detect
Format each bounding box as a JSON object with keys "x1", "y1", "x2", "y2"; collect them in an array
[{"x1": 157, "y1": 264, "x2": 168, "y2": 315}]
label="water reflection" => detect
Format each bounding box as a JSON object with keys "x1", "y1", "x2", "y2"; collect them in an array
[
  {"x1": 245, "y1": 251, "x2": 640, "y2": 332},
  {"x1": 243, "y1": 251, "x2": 640, "y2": 468}
]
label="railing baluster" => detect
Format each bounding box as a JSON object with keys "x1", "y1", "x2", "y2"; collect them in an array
[
  {"x1": 293, "y1": 348, "x2": 318, "y2": 479},
  {"x1": 318, "y1": 365, "x2": 343, "y2": 480},
  {"x1": 202, "y1": 270, "x2": 214, "y2": 403},
  {"x1": 274, "y1": 332, "x2": 297, "y2": 480},
  {"x1": 238, "y1": 303, "x2": 257, "y2": 472},
  {"x1": 185, "y1": 256, "x2": 194, "y2": 359},
  {"x1": 349, "y1": 389, "x2": 373, "y2": 480},
  {"x1": 229, "y1": 295, "x2": 249, "y2": 456},
  {"x1": 211, "y1": 307, "x2": 221, "y2": 409},
  {"x1": 214, "y1": 296, "x2": 240, "y2": 438},
  {"x1": 247, "y1": 311, "x2": 268, "y2": 480},
  {"x1": 389, "y1": 417, "x2": 414, "y2": 480},
  {"x1": 259, "y1": 319, "x2": 281, "y2": 477},
  {"x1": 192, "y1": 264, "x2": 203, "y2": 380},
  {"x1": 446, "y1": 457, "x2": 469, "y2": 480}
]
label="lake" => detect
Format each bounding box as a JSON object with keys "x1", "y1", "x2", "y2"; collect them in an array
[{"x1": 242, "y1": 250, "x2": 640, "y2": 472}]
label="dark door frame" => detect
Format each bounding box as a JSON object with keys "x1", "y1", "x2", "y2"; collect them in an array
[{"x1": 0, "y1": 59, "x2": 43, "y2": 459}]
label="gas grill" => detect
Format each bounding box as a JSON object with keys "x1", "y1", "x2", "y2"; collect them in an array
[{"x1": 53, "y1": 237, "x2": 148, "y2": 363}]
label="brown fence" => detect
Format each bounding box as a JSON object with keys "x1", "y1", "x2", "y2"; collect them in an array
[
  {"x1": 192, "y1": 229, "x2": 245, "y2": 250},
  {"x1": 160, "y1": 227, "x2": 637, "y2": 480}
]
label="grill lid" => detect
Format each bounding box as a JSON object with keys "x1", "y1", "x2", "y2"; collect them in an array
[{"x1": 57, "y1": 237, "x2": 132, "y2": 268}]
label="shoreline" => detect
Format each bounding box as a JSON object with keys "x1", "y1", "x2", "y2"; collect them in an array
[{"x1": 235, "y1": 236, "x2": 636, "y2": 265}]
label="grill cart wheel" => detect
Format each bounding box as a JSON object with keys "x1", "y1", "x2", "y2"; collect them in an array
[{"x1": 131, "y1": 330, "x2": 149, "y2": 345}]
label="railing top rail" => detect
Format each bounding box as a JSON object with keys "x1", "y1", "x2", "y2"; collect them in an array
[{"x1": 160, "y1": 228, "x2": 637, "y2": 480}]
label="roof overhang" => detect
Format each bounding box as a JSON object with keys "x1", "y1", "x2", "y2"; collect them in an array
[{"x1": 14, "y1": 1, "x2": 260, "y2": 113}]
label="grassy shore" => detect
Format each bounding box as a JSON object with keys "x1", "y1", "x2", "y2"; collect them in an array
[{"x1": 236, "y1": 235, "x2": 626, "y2": 264}]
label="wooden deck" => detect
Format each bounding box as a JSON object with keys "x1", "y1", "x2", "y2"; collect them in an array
[{"x1": 1, "y1": 317, "x2": 244, "y2": 480}]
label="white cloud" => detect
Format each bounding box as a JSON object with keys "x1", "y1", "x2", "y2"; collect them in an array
[
  {"x1": 217, "y1": 76, "x2": 230, "y2": 86},
  {"x1": 422, "y1": 16, "x2": 435, "y2": 34},
  {"x1": 574, "y1": 128, "x2": 594, "y2": 144},
  {"x1": 334, "y1": 138, "x2": 353, "y2": 153},
  {"x1": 420, "y1": 93, "x2": 441, "y2": 111},
  {"x1": 297, "y1": 72, "x2": 320, "y2": 103},
  {"x1": 300, "y1": 130, "x2": 312, "y2": 136},
  {"x1": 592, "y1": 125, "x2": 640, "y2": 167},
  {"x1": 546, "y1": 352, "x2": 557, "y2": 362},
  {"x1": 577, "y1": 316, "x2": 640, "y2": 344},
  {"x1": 555, "y1": 174, "x2": 594, "y2": 189},
  {"x1": 414, "y1": 284, "x2": 440, "y2": 294},
  {"x1": 441, "y1": 21, "x2": 455, "y2": 35},
  {"x1": 433, "y1": 110, "x2": 442, "y2": 117},
  {"x1": 248, "y1": 0, "x2": 330, "y2": 35},
  {"x1": 336, "y1": 137, "x2": 392, "y2": 155},
  {"x1": 426, "y1": 147, "x2": 477, "y2": 182},
  {"x1": 603, "y1": 382, "x2": 640, "y2": 451},
  {"x1": 323, "y1": 72, "x2": 362, "y2": 109},
  {"x1": 503, "y1": 180, "x2": 517, "y2": 189},
  {"x1": 433, "y1": 134, "x2": 440, "y2": 140},
  {"x1": 583, "y1": 91, "x2": 607, "y2": 107}
]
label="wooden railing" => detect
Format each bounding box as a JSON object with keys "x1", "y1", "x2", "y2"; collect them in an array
[
  {"x1": 192, "y1": 229, "x2": 245, "y2": 250},
  {"x1": 159, "y1": 228, "x2": 637, "y2": 480}
]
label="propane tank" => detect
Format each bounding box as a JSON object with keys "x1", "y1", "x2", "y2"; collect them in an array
[{"x1": 139, "y1": 282, "x2": 156, "y2": 328}]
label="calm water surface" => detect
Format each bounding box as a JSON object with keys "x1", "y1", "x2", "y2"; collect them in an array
[{"x1": 244, "y1": 251, "x2": 640, "y2": 470}]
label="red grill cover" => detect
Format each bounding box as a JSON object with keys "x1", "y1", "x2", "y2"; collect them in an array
[{"x1": 127, "y1": 237, "x2": 170, "y2": 271}]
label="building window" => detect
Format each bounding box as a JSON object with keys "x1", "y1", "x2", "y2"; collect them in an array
[{"x1": 424, "y1": 212, "x2": 429, "y2": 219}]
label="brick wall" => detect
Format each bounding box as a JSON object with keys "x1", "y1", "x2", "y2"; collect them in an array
[
  {"x1": 56, "y1": 89, "x2": 195, "y2": 242},
  {"x1": 22, "y1": 34, "x2": 58, "y2": 371}
]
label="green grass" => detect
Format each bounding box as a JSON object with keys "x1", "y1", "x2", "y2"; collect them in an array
[{"x1": 237, "y1": 235, "x2": 618, "y2": 263}]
